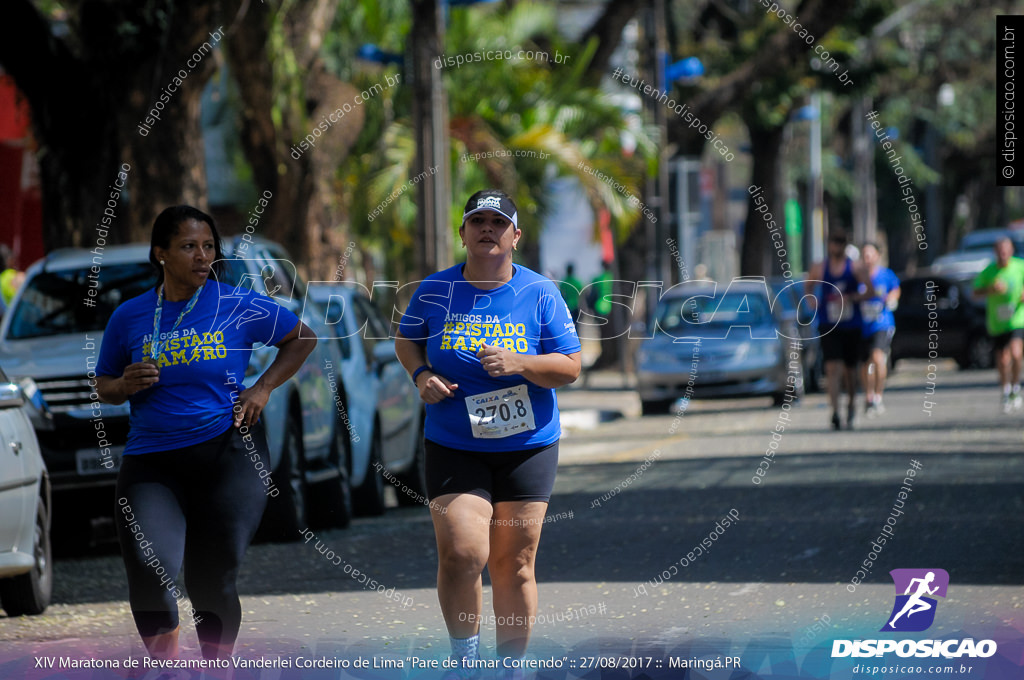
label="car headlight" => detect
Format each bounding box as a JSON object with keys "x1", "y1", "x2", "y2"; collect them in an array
[
  {"x1": 18, "y1": 377, "x2": 48, "y2": 413},
  {"x1": 637, "y1": 348, "x2": 675, "y2": 367},
  {"x1": 760, "y1": 341, "x2": 783, "y2": 359},
  {"x1": 734, "y1": 342, "x2": 750, "y2": 362},
  {"x1": 738, "y1": 341, "x2": 779, "y2": 361}
]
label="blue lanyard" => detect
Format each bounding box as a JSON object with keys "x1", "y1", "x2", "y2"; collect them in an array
[{"x1": 149, "y1": 283, "x2": 204, "y2": 364}]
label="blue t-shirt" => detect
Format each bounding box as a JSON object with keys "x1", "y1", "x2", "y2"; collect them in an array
[
  {"x1": 97, "y1": 281, "x2": 300, "y2": 455},
  {"x1": 860, "y1": 267, "x2": 900, "y2": 336},
  {"x1": 818, "y1": 258, "x2": 863, "y2": 331},
  {"x1": 399, "y1": 264, "x2": 581, "y2": 451}
]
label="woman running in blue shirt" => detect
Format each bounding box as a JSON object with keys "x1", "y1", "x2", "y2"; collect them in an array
[
  {"x1": 857, "y1": 242, "x2": 900, "y2": 416},
  {"x1": 395, "y1": 190, "x2": 581, "y2": 677},
  {"x1": 96, "y1": 206, "x2": 316, "y2": 660}
]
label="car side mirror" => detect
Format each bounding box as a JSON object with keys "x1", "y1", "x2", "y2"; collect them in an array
[
  {"x1": 372, "y1": 340, "x2": 398, "y2": 367},
  {"x1": 0, "y1": 382, "x2": 25, "y2": 409}
]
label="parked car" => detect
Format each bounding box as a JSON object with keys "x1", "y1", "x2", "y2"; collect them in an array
[
  {"x1": 891, "y1": 274, "x2": 992, "y2": 370},
  {"x1": 958, "y1": 227, "x2": 1024, "y2": 254},
  {"x1": 635, "y1": 278, "x2": 804, "y2": 415},
  {"x1": 929, "y1": 250, "x2": 993, "y2": 278},
  {"x1": 306, "y1": 282, "x2": 425, "y2": 511},
  {"x1": 0, "y1": 237, "x2": 366, "y2": 548},
  {"x1": 0, "y1": 363, "x2": 52, "y2": 616},
  {"x1": 929, "y1": 228, "x2": 1024, "y2": 278},
  {"x1": 769, "y1": 277, "x2": 822, "y2": 393}
]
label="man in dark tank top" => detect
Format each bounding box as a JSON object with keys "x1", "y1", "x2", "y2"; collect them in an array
[{"x1": 805, "y1": 229, "x2": 871, "y2": 430}]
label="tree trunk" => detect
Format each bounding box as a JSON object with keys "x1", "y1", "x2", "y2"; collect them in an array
[
  {"x1": 223, "y1": 0, "x2": 359, "y2": 280},
  {"x1": 2, "y1": 0, "x2": 218, "y2": 249},
  {"x1": 740, "y1": 119, "x2": 786, "y2": 277},
  {"x1": 121, "y1": 1, "x2": 218, "y2": 240},
  {"x1": 3, "y1": 0, "x2": 361, "y2": 282}
]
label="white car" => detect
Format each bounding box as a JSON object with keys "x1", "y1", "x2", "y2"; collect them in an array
[
  {"x1": 305, "y1": 282, "x2": 426, "y2": 513},
  {"x1": 0, "y1": 363, "x2": 52, "y2": 616}
]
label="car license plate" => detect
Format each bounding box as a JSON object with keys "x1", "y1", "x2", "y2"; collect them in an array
[{"x1": 75, "y1": 446, "x2": 124, "y2": 475}]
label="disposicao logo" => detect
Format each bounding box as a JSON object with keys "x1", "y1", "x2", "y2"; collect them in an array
[
  {"x1": 881, "y1": 568, "x2": 948, "y2": 632},
  {"x1": 831, "y1": 569, "x2": 998, "y2": 659}
]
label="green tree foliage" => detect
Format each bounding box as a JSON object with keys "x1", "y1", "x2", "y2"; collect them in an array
[
  {"x1": 333, "y1": 1, "x2": 655, "y2": 278},
  {"x1": 860, "y1": 0, "x2": 1019, "y2": 254}
]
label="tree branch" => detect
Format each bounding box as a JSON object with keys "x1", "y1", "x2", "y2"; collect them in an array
[
  {"x1": 670, "y1": 0, "x2": 858, "y2": 148},
  {"x1": 580, "y1": 0, "x2": 644, "y2": 85}
]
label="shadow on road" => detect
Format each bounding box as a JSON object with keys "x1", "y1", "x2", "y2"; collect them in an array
[
  {"x1": 543, "y1": 453, "x2": 1023, "y2": 588},
  {"x1": 41, "y1": 449, "x2": 1022, "y2": 610}
]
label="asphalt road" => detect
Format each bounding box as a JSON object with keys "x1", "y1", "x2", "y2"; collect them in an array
[{"x1": 1, "y1": 358, "x2": 1021, "y2": 679}]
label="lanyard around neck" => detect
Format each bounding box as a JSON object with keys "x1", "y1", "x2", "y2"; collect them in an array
[{"x1": 149, "y1": 283, "x2": 204, "y2": 363}]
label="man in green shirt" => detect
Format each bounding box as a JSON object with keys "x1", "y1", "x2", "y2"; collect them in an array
[
  {"x1": 0, "y1": 244, "x2": 25, "y2": 309},
  {"x1": 973, "y1": 237, "x2": 1024, "y2": 412},
  {"x1": 558, "y1": 263, "x2": 583, "y2": 335},
  {"x1": 588, "y1": 261, "x2": 615, "y2": 369}
]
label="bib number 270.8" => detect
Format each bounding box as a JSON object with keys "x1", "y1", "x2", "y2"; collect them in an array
[{"x1": 465, "y1": 384, "x2": 537, "y2": 439}]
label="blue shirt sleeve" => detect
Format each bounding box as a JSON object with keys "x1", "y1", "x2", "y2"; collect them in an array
[
  {"x1": 399, "y1": 279, "x2": 451, "y2": 345},
  {"x1": 399, "y1": 285, "x2": 429, "y2": 346},
  {"x1": 96, "y1": 306, "x2": 131, "y2": 378},
  {"x1": 537, "y1": 280, "x2": 582, "y2": 355},
  {"x1": 888, "y1": 269, "x2": 901, "y2": 293}
]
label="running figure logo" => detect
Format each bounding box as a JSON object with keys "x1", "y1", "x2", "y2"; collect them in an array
[{"x1": 880, "y1": 568, "x2": 949, "y2": 632}]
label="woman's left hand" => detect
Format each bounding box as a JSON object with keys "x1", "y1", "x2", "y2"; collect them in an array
[
  {"x1": 477, "y1": 343, "x2": 524, "y2": 378},
  {"x1": 234, "y1": 383, "x2": 272, "y2": 428}
]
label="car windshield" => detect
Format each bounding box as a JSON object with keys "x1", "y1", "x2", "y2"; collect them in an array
[
  {"x1": 6, "y1": 263, "x2": 157, "y2": 340},
  {"x1": 768, "y1": 282, "x2": 799, "y2": 313},
  {"x1": 656, "y1": 291, "x2": 772, "y2": 334},
  {"x1": 5, "y1": 256, "x2": 276, "y2": 341},
  {"x1": 960, "y1": 233, "x2": 1024, "y2": 252},
  {"x1": 961, "y1": 240, "x2": 1000, "y2": 252},
  {"x1": 214, "y1": 259, "x2": 251, "y2": 291}
]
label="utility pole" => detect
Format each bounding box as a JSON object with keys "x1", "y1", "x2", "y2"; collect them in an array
[
  {"x1": 850, "y1": 0, "x2": 930, "y2": 253},
  {"x1": 642, "y1": 0, "x2": 670, "y2": 327},
  {"x1": 808, "y1": 91, "x2": 825, "y2": 264},
  {"x1": 852, "y1": 95, "x2": 877, "y2": 247},
  {"x1": 653, "y1": 0, "x2": 670, "y2": 289},
  {"x1": 410, "y1": 0, "x2": 452, "y2": 280}
]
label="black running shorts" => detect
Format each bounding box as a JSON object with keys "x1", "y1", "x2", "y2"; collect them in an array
[{"x1": 424, "y1": 438, "x2": 559, "y2": 503}]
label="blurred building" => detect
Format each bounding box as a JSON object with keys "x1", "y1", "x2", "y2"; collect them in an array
[{"x1": 0, "y1": 71, "x2": 43, "y2": 269}]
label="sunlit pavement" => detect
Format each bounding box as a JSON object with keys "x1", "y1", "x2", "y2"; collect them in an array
[{"x1": 1, "y1": 358, "x2": 1021, "y2": 677}]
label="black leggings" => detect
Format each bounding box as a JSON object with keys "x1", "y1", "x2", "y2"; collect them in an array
[{"x1": 115, "y1": 421, "x2": 270, "y2": 654}]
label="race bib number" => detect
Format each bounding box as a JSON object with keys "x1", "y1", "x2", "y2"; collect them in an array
[
  {"x1": 861, "y1": 300, "x2": 884, "y2": 323},
  {"x1": 465, "y1": 384, "x2": 536, "y2": 439},
  {"x1": 826, "y1": 297, "x2": 852, "y2": 323},
  {"x1": 997, "y1": 303, "x2": 1017, "y2": 322}
]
